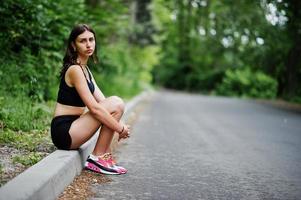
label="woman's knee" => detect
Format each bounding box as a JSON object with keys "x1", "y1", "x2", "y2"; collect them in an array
[{"x1": 108, "y1": 96, "x2": 125, "y2": 114}]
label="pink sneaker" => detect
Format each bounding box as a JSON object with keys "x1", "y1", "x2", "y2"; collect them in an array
[
  {"x1": 85, "y1": 155, "x2": 120, "y2": 175},
  {"x1": 103, "y1": 153, "x2": 128, "y2": 174},
  {"x1": 85, "y1": 162, "x2": 102, "y2": 173}
]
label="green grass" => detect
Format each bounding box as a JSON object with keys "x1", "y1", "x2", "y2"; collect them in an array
[
  {"x1": 0, "y1": 129, "x2": 53, "y2": 152},
  {"x1": 0, "y1": 95, "x2": 55, "y2": 168},
  {"x1": 0, "y1": 95, "x2": 54, "y2": 131},
  {"x1": 12, "y1": 152, "x2": 45, "y2": 167}
]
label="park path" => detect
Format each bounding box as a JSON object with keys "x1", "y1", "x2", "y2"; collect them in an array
[{"x1": 91, "y1": 90, "x2": 301, "y2": 200}]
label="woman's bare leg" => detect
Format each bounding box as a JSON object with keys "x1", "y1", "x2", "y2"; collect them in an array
[
  {"x1": 92, "y1": 106, "x2": 123, "y2": 156},
  {"x1": 68, "y1": 96, "x2": 125, "y2": 154}
]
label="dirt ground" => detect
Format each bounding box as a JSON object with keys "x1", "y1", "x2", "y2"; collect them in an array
[
  {"x1": 0, "y1": 146, "x2": 28, "y2": 186},
  {"x1": 57, "y1": 170, "x2": 111, "y2": 200}
]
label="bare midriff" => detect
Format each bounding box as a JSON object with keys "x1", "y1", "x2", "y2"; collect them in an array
[{"x1": 53, "y1": 102, "x2": 86, "y2": 117}]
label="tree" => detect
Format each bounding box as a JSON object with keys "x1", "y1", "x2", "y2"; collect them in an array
[
  {"x1": 282, "y1": 0, "x2": 301, "y2": 97},
  {"x1": 129, "y1": 0, "x2": 155, "y2": 46}
]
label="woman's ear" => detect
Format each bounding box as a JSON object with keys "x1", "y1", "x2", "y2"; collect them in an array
[{"x1": 71, "y1": 42, "x2": 76, "y2": 52}]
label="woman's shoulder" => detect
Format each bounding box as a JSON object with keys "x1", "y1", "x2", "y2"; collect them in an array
[
  {"x1": 65, "y1": 65, "x2": 85, "y2": 81},
  {"x1": 66, "y1": 65, "x2": 83, "y2": 75},
  {"x1": 67, "y1": 64, "x2": 82, "y2": 71}
]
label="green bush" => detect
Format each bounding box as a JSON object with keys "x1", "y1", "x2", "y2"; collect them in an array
[
  {"x1": 185, "y1": 69, "x2": 225, "y2": 92},
  {"x1": 215, "y1": 68, "x2": 278, "y2": 98}
]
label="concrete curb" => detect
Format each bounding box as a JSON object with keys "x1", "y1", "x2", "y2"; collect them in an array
[{"x1": 0, "y1": 90, "x2": 152, "y2": 200}]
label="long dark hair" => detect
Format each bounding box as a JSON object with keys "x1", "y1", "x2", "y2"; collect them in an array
[{"x1": 60, "y1": 24, "x2": 99, "y2": 77}]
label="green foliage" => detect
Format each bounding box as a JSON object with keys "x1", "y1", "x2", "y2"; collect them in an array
[
  {"x1": 0, "y1": 0, "x2": 86, "y2": 101},
  {"x1": 13, "y1": 152, "x2": 44, "y2": 167},
  {"x1": 93, "y1": 42, "x2": 157, "y2": 99},
  {"x1": 85, "y1": 0, "x2": 131, "y2": 44},
  {"x1": 0, "y1": 95, "x2": 53, "y2": 131},
  {"x1": 215, "y1": 68, "x2": 278, "y2": 98},
  {"x1": 152, "y1": 0, "x2": 301, "y2": 101}
]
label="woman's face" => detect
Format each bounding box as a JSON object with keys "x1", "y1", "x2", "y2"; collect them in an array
[{"x1": 73, "y1": 30, "x2": 95, "y2": 58}]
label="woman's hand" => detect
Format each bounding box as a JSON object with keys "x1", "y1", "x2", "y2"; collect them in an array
[{"x1": 118, "y1": 124, "x2": 130, "y2": 141}]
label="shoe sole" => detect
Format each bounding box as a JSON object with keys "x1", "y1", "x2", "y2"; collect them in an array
[
  {"x1": 112, "y1": 165, "x2": 127, "y2": 174},
  {"x1": 85, "y1": 162, "x2": 120, "y2": 175}
]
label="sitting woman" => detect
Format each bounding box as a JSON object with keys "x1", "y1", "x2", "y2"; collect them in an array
[{"x1": 51, "y1": 24, "x2": 130, "y2": 175}]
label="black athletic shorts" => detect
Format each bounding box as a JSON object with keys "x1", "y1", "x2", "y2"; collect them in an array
[{"x1": 50, "y1": 115, "x2": 80, "y2": 150}]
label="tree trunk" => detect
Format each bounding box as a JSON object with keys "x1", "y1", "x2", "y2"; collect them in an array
[
  {"x1": 283, "y1": 0, "x2": 301, "y2": 97},
  {"x1": 129, "y1": 0, "x2": 154, "y2": 46},
  {"x1": 285, "y1": 40, "x2": 301, "y2": 96},
  {"x1": 177, "y1": 0, "x2": 192, "y2": 69}
]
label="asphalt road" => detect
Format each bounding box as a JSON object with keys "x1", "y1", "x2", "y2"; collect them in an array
[{"x1": 91, "y1": 90, "x2": 301, "y2": 200}]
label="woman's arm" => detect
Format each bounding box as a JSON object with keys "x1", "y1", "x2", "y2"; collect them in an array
[
  {"x1": 86, "y1": 67, "x2": 105, "y2": 102},
  {"x1": 92, "y1": 79, "x2": 106, "y2": 103},
  {"x1": 68, "y1": 65, "x2": 124, "y2": 133}
]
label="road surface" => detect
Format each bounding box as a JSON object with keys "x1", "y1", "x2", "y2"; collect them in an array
[{"x1": 91, "y1": 90, "x2": 301, "y2": 200}]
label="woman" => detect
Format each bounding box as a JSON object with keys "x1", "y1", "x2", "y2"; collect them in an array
[{"x1": 51, "y1": 24, "x2": 130, "y2": 175}]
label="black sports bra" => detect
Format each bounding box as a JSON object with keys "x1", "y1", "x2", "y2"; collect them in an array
[{"x1": 57, "y1": 66, "x2": 95, "y2": 107}]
